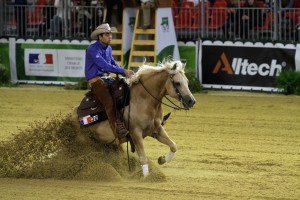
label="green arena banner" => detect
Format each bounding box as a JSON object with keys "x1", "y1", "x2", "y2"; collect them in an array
[
  {"x1": 16, "y1": 43, "x2": 89, "y2": 83},
  {"x1": 178, "y1": 45, "x2": 196, "y2": 73},
  {"x1": 0, "y1": 42, "x2": 10, "y2": 81}
]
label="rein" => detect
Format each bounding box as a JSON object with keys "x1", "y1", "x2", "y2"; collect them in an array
[{"x1": 139, "y1": 75, "x2": 188, "y2": 111}]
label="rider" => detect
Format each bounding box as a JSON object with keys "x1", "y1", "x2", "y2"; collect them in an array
[{"x1": 85, "y1": 23, "x2": 134, "y2": 138}]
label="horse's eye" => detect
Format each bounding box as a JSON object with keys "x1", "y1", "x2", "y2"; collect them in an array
[{"x1": 175, "y1": 82, "x2": 181, "y2": 87}]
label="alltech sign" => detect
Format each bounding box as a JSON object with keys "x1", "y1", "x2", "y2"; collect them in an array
[{"x1": 201, "y1": 45, "x2": 296, "y2": 89}]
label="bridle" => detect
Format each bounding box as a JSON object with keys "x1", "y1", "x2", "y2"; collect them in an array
[{"x1": 139, "y1": 73, "x2": 189, "y2": 111}]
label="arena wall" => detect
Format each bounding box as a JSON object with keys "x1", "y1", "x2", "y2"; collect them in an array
[{"x1": 0, "y1": 38, "x2": 299, "y2": 91}]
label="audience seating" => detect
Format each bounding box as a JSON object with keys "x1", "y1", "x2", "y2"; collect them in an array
[
  {"x1": 26, "y1": 1, "x2": 45, "y2": 35},
  {"x1": 191, "y1": 2, "x2": 210, "y2": 29},
  {"x1": 206, "y1": 0, "x2": 227, "y2": 29},
  {"x1": 174, "y1": 1, "x2": 195, "y2": 29},
  {"x1": 258, "y1": 12, "x2": 274, "y2": 31}
]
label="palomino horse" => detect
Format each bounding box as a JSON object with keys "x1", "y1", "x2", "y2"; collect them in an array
[{"x1": 71, "y1": 59, "x2": 196, "y2": 176}]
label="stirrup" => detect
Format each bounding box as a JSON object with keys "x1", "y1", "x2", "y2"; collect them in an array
[
  {"x1": 116, "y1": 122, "x2": 129, "y2": 137},
  {"x1": 118, "y1": 127, "x2": 129, "y2": 137}
]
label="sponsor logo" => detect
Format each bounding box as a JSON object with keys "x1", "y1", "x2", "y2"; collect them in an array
[
  {"x1": 128, "y1": 17, "x2": 135, "y2": 31},
  {"x1": 80, "y1": 115, "x2": 99, "y2": 126},
  {"x1": 29, "y1": 53, "x2": 53, "y2": 64},
  {"x1": 213, "y1": 52, "x2": 285, "y2": 77},
  {"x1": 160, "y1": 17, "x2": 169, "y2": 32},
  {"x1": 29, "y1": 53, "x2": 39, "y2": 64}
]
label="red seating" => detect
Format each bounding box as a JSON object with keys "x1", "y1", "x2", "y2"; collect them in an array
[
  {"x1": 206, "y1": 0, "x2": 227, "y2": 29},
  {"x1": 172, "y1": 0, "x2": 178, "y2": 8},
  {"x1": 239, "y1": 0, "x2": 264, "y2": 7},
  {"x1": 285, "y1": 11, "x2": 300, "y2": 28},
  {"x1": 174, "y1": 9, "x2": 193, "y2": 28},
  {"x1": 258, "y1": 12, "x2": 274, "y2": 30},
  {"x1": 172, "y1": 0, "x2": 179, "y2": 19},
  {"x1": 6, "y1": 20, "x2": 16, "y2": 26},
  {"x1": 26, "y1": 0, "x2": 46, "y2": 34},
  {"x1": 27, "y1": 7, "x2": 43, "y2": 26},
  {"x1": 179, "y1": 1, "x2": 194, "y2": 9},
  {"x1": 191, "y1": 2, "x2": 210, "y2": 28},
  {"x1": 240, "y1": 1, "x2": 245, "y2": 7},
  {"x1": 257, "y1": 1, "x2": 264, "y2": 8},
  {"x1": 174, "y1": 1, "x2": 195, "y2": 29},
  {"x1": 27, "y1": 0, "x2": 47, "y2": 25}
]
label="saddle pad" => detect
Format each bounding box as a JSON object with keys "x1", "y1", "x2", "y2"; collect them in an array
[{"x1": 77, "y1": 91, "x2": 103, "y2": 118}]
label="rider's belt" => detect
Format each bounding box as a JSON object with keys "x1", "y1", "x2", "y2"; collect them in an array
[
  {"x1": 88, "y1": 74, "x2": 110, "y2": 85},
  {"x1": 88, "y1": 76, "x2": 101, "y2": 85}
]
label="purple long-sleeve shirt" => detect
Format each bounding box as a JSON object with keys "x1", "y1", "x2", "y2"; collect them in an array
[{"x1": 85, "y1": 40, "x2": 125, "y2": 80}]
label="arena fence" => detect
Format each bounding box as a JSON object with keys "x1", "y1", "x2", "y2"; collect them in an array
[{"x1": 0, "y1": 1, "x2": 299, "y2": 43}]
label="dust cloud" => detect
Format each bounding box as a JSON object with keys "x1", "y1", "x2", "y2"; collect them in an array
[{"x1": 0, "y1": 114, "x2": 166, "y2": 182}]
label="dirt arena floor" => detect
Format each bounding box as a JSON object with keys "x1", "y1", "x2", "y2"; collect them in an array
[{"x1": 0, "y1": 86, "x2": 299, "y2": 200}]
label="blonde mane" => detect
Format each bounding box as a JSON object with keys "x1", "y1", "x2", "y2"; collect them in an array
[{"x1": 128, "y1": 58, "x2": 186, "y2": 86}]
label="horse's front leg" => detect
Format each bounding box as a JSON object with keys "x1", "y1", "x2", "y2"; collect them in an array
[
  {"x1": 131, "y1": 130, "x2": 149, "y2": 177},
  {"x1": 153, "y1": 126, "x2": 177, "y2": 165}
]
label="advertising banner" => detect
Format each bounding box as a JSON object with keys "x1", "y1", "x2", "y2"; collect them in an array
[
  {"x1": 178, "y1": 42, "x2": 197, "y2": 73},
  {"x1": 16, "y1": 42, "x2": 88, "y2": 83},
  {"x1": 201, "y1": 44, "x2": 296, "y2": 90},
  {"x1": 0, "y1": 41, "x2": 10, "y2": 80},
  {"x1": 156, "y1": 8, "x2": 180, "y2": 61},
  {"x1": 296, "y1": 44, "x2": 300, "y2": 71}
]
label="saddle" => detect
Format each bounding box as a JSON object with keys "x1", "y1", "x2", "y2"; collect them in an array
[{"x1": 77, "y1": 77, "x2": 130, "y2": 126}]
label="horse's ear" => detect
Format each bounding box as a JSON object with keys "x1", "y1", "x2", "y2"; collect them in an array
[{"x1": 172, "y1": 63, "x2": 177, "y2": 70}]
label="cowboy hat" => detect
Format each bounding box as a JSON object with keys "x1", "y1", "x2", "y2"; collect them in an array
[{"x1": 90, "y1": 23, "x2": 117, "y2": 39}]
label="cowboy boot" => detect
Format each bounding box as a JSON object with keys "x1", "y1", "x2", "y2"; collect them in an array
[
  {"x1": 116, "y1": 111, "x2": 128, "y2": 137},
  {"x1": 91, "y1": 79, "x2": 128, "y2": 137},
  {"x1": 116, "y1": 120, "x2": 128, "y2": 137}
]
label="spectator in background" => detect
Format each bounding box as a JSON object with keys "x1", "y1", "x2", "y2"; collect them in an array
[
  {"x1": 15, "y1": 0, "x2": 27, "y2": 37},
  {"x1": 39, "y1": 0, "x2": 55, "y2": 36},
  {"x1": 53, "y1": 0, "x2": 72, "y2": 36},
  {"x1": 264, "y1": 0, "x2": 300, "y2": 14},
  {"x1": 222, "y1": 0, "x2": 237, "y2": 38},
  {"x1": 281, "y1": 0, "x2": 296, "y2": 9},
  {"x1": 140, "y1": 0, "x2": 156, "y2": 29},
  {"x1": 184, "y1": 0, "x2": 214, "y2": 7},
  {"x1": 294, "y1": 0, "x2": 300, "y2": 7},
  {"x1": 77, "y1": 0, "x2": 93, "y2": 37},
  {"x1": 104, "y1": 0, "x2": 123, "y2": 31},
  {"x1": 237, "y1": 0, "x2": 262, "y2": 39},
  {"x1": 208, "y1": 0, "x2": 216, "y2": 7},
  {"x1": 281, "y1": 0, "x2": 300, "y2": 35},
  {"x1": 278, "y1": 0, "x2": 296, "y2": 17},
  {"x1": 280, "y1": 0, "x2": 300, "y2": 14},
  {"x1": 53, "y1": 0, "x2": 63, "y2": 36},
  {"x1": 92, "y1": 0, "x2": 103, "y2": 29}
]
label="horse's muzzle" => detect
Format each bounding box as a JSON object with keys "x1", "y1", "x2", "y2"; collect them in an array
[{"x1": 182, "y1": 95, "x2": 196, "y2": 109}]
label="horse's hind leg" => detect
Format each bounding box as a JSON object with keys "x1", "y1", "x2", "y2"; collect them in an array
[{"x1": 152, "y1": 126, "x2": 177, "y2": 165}]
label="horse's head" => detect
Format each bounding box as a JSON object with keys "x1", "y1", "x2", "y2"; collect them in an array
[
  {"x1": 129, "y1": 58, "x2": 196, "y2": 109},
  {"x1": 164, "y1": 61, "x2": 196, "y2": 109}
]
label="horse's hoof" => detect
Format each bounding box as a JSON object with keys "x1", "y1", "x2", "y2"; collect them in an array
[{"x1": 158, "y1": 156, "x2": 166, "y2": 165}]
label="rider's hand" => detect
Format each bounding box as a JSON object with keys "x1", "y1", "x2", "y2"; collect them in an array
[{"x1": 124, "y1": 69, "x2": 135, "y2": 78}]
